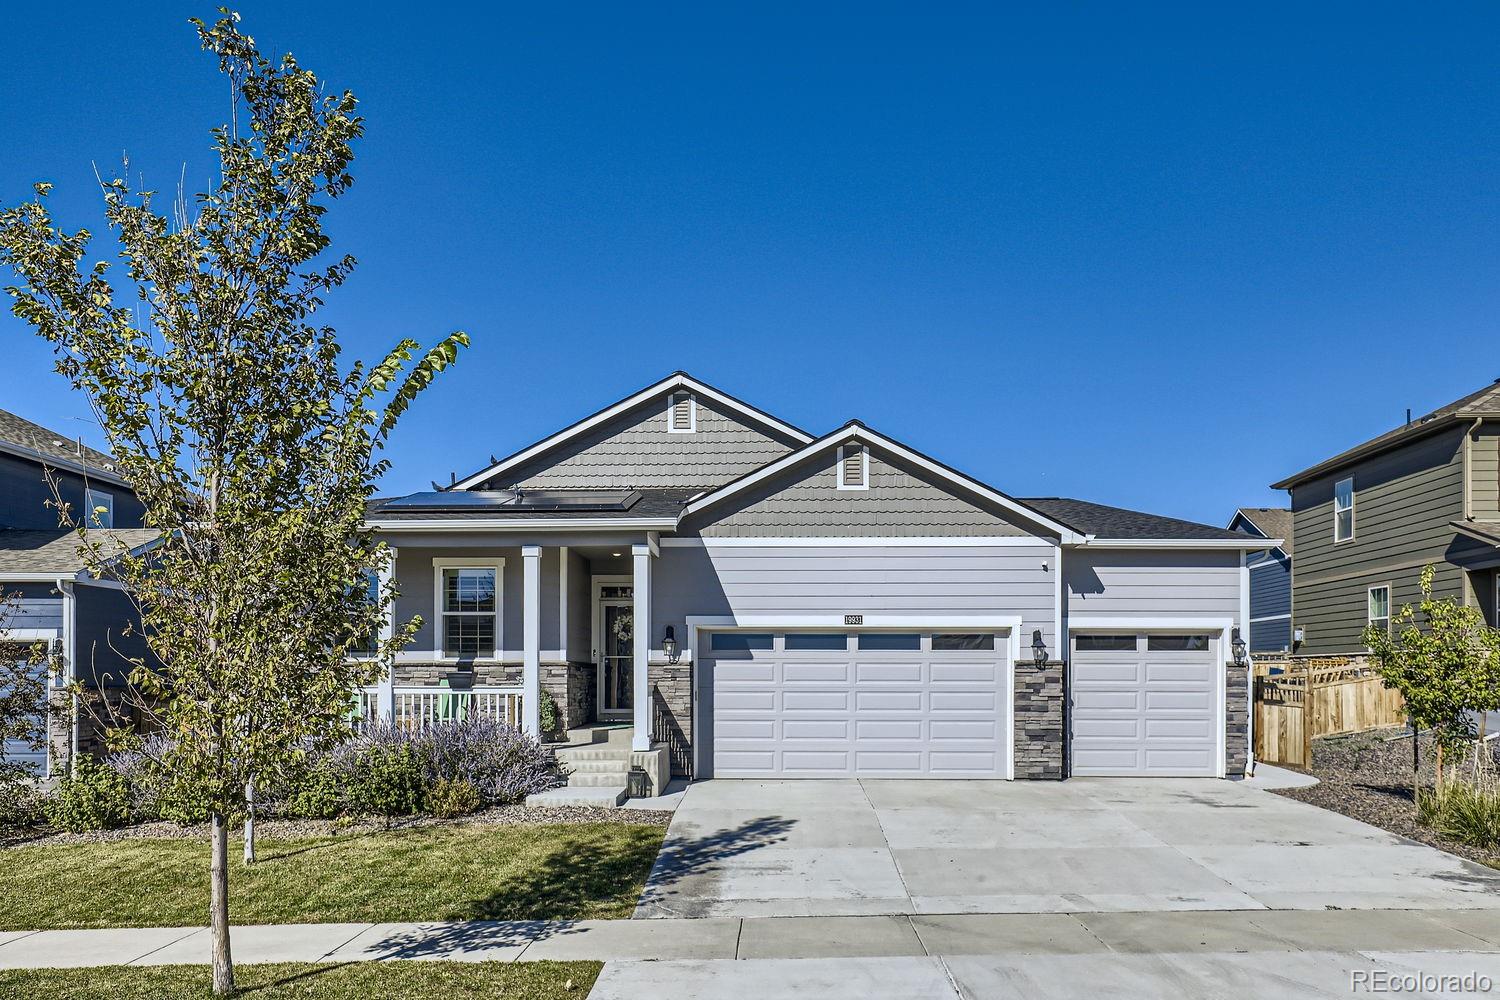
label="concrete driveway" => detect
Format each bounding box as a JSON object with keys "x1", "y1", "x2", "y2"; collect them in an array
[{"x1": 635, "y1": 777, "x2": 1500, "y2": 918}]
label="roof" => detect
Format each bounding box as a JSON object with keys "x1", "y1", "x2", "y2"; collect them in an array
[
  {"x1": 368, "y1": 488, "x2": 696, "y2": 523},
  {"x1": 1451, "y1": 520, "x2": 1500, "y2": 549},
  {"x1": 0, "y1": 528, "x2": 160, "y2": 575},
  {"x1": 1273, "y1": 380, "x2": 1500, "y2": 490},
  {"x1": 452, "y1": 372, "x2": 815, "y2": 491},
  {"x1": 1231, "y1": 507, "x2": 1294, "y2": 557},
  {"x1": 0, "y1": 409, "x2": 132, "y2": 491},
  {"x1": 1021, "y1": 498, "x2": 1263, "y2": 543}
]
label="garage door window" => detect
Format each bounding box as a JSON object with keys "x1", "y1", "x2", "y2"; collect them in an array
[
  {"x1": 1075, "y1": 634, "x2": 1137, "y2": 652},
  {"x1": 710, "y1": 633, "x2": 773, "y2": 651},
  {"x1": 932, "y1": 633, "x2": 995, "y2": 650},
  {"x1": 858, "y1": 633, "x2": 921, "y2": 651},
  {"x1": 1146, "y1": 634, "x2": 1211, "y2": 651},
  {"x1": 784, "y1": 633, "x2": 847, "y2": 650}
]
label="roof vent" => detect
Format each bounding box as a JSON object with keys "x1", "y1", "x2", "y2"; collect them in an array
[
  {"x1": 667, "y1": 392, "x2": 696, "y2": 433},
  {"x1": 837, "y1": 444, "x2": 868, "y2": 490}
]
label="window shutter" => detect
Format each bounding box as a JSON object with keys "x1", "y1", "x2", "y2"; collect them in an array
[
  {"x1": 671, "y1": 393, "x2": 692, "y2": 431},
  {"x1": 842, "y1": 446, "x2": 864, "y2": 487}
]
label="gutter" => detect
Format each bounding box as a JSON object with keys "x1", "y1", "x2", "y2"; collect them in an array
[{"x1": 1069, "y1": 537, "x2": 1285, "y2": 550}]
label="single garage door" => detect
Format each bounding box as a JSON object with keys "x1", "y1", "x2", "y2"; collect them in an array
[
  {"x1": 703, "y1": 630, "x2": 1009, "y2": 778},
  {"x1": 1070, "y1": 632, "x2": 1219, "y2": 776}
]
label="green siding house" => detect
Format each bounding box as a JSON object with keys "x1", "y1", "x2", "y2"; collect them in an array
[{"x1": 1272, "y1": 381, "x2": 1500, "y2": 656}]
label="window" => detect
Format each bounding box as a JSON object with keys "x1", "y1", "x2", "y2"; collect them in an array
[
  {"x1": 667, "y1": 392, "x2": 696, "y2": 433},
  {"x1": 858, "y1": 633, "x2": 920, "y2": 650},
  {"x1": 1147, "y1": 634, "x2": 1211, "y2": 652},
  {"x1": 349, "y1": 571, "x2": 380, "y2": 657},
  {"x1": 1368, "y1": 585, "x2": 1391, "y2": 635},
  {"x1": 932, "y1": 633, "x2": 995, "y2": 651},
  {"x1": 84, "y1": 488, "x2": 114, "y2": 528},
  {"x1": 438, "y1": 564, "x2": 498, "y2": 659},
  {"x1": 710, "y1": 633, "x2": 772, "y2": 651},
  {"x1": 836, "y1": 445, "x2": 868, "y2": 490},
  {"x1": 784, "y1": 633, "x2": 848, "y2": 650},
  {"x1": 1334, "y1": 477, "x2": 1355, "y2": 542},
  {"x1": 1075, "y1": 634, "x2": 1138, "y2": 652}
]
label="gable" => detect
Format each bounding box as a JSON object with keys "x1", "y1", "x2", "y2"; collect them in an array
[
  {"x1": 679, "y1": 445, "x2": 1045, "y2": 538},
  {"x1": 476, "y1": 393, "x2": 804, "y2": 491}
]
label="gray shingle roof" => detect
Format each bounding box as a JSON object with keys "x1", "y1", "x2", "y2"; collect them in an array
[
  {"x1": 0, "y1": 528, "x2": 160, "y2": 575},
  {"x1": 0, "y1": 408, "x2": 119, "y2": 474},
  {"x1": 368, "y1": 488, "x2": 695, "y2": 521},
  {"x1": 1020, "y1": 498, "x2": 1264, "y2": 542},
  {"x1": 1452, "y1": 520, "x2": 1500, "y2": 548},
  {"x1": 1233, "y1": 507, "x2": 1294, "y2": 556}
]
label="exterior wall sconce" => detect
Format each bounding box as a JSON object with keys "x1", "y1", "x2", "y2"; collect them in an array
[
  {"x1": 1031, "y1": 629, "x2": 1048, "y2": 669},
  {"x1": 662, "y1": 625, "x2": 679, "y2": 664},
  {"x1": 1231, "y1": 627, "x2": 1248, "y2": 667}
]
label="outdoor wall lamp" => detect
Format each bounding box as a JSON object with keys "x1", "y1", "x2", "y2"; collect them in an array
[
  {"x1": 1231, "y1": 628, "x2": 1248, "y2": 667},
  {"x1": 662, "y1": 625, "x2": 679, "y2": 664},
  {"x1": 1031, "y1": 629, "x2": 1048, "y2": 669}
]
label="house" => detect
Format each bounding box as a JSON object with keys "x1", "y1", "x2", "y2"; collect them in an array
[
  {"x1": 0, "y1": 409, "x2": 154, "y2": 779},
  {"x1": 366, "y1": 372, "x2": 1273, "y2": 795},
  {"x1": 1271, "y1": 380, "x2": 1500, "y2": 658},
  {"x1": 1228, "y1": 507, "x2": 1294, "y2": 654}
]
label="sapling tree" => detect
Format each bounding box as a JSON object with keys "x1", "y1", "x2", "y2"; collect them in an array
[{"x1": 0, "y1": 11, "x2": 466, "y2": 994}]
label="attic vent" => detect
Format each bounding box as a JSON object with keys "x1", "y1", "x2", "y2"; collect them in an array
[
  {"x1": 837, "y1": 444, "x2": 868, "y2": 490},
  {"x1": 667, "y1": 392, "x2": 696, "y2": 433}
]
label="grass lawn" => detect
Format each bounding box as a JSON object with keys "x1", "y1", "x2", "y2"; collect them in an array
[
  {"x1": 0, "y1": 960, "x2": 600, "y2": 999},
  {"x1": 0, "y1": 823, "x2": 664, "y2": 930}
]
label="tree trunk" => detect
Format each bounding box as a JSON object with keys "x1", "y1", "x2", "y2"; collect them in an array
[
  {"x1": 243, "y1": 779, "x2": 256, "y2": 865},
  {"x1": 1411, "y1": 718, "x2": 1421, "y2": 813},
  {"x1": 210, "y1": 813, "x2": 235, "y2": 996}
]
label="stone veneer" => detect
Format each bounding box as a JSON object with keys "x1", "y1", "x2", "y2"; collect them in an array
[
  {"x1": 1226, "y1": 662, "x2": 1249, "y2": 778},
  {"x1": 649, "y1": 661, "x2": 693, "y2": 777},
  {"x1": 1014, "y1": 660, "x2": 1066, "y2": 780}
]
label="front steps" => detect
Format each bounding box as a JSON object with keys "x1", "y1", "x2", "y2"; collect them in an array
[{"x1": 526, "y1": 725, "x2": 671, "y2": 808}]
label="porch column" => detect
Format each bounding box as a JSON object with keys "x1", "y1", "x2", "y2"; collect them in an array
[
  {"x1": 631, "y1": 539, "x2": 655, "y2": 751},
  {"x1": 522, "y1": 545, "x2": 542, "y2": 737},
  {"x1": 377, "y1": 549, "x2": 395, "y2": 720}
]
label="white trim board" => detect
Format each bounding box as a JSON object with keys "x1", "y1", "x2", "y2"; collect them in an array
[
  {"x1": 1076, "y1": 538, "x2": 1285, "y2": 550},
  {"x1": 369, "y1": 517, "x2": 678, "y2": 532},
  {"x1": 453, "y1": 373, "x2": 813, "y2": 490},
  {"x1": 658, "y1": 535, "x2": 1051, "y2": 547}
]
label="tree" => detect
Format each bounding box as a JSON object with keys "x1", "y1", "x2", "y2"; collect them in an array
[
  {"x1": 1365, "y1": 566, "x2": 1497, "y2": 806},
  {"x1": 0, "y1": 11, "x2": 466, "y2": 994}
]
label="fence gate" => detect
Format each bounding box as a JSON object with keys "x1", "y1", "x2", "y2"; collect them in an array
[{"x1": 1253, "y1": 659, "x2": 1406, "y2": 768}]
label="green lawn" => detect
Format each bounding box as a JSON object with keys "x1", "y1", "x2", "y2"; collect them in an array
[
  {"x1": 0, "y1": 961, "x2": 600, "y2": 999},
  {"x1": 0, "y1": 823, "x2": 664, "y2": 929}
]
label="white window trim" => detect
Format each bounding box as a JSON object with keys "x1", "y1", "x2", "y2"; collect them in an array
[
  {"x1": 836, "y1": 444, "x2": 869, "y2": 491},
  {"x1": 1367, "y1": 583, "x2": 1392, "y2": 636},
  {"x1": 1334, "y1": 477, "x2": 1355, "y2": 543},
  {"x1": 666, "y1": 391, "x2": 697, "y2": 433},
  {"x1": 84, "y1": 487, "x2": 114, "y2": 529},
  {"x1": 431, "y1": 556, "x2": 505, "y2": 662}
]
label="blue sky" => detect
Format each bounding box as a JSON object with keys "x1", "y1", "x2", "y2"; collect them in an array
[{"x1": 2, "y1": 3, "x2": 1496, "y2": 524}]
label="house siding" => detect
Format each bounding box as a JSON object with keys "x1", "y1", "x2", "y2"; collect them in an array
[
  {"x1": 1473, "y1": 420, "x2": 1499, "y2": 519},
  {"x1": 483, "y1": 395, "x2": 802, "y2": 490},
  {"x1": 684, "y1": 448, "x2": 1032, "y2": 538},
  {"x1": 1064, "y1": 549, "x2": 1244, "y2": 623},
  {"x1": 392, "y1": 546, "x2": 565, "y2": 660},
  {"x1": 1290, "y1": 427, "x2": 1467, "y2": 656},
  {"x1": 1248, "y1": 553, "x2": 1292, "y2": 652},
  {"x1": 0, "y1": 452, "x2": 144, "y2": 530},
  {"x1": 3, "y1": 582, "x2": 62, "y2": 632},
  {"x1": 73, "y1": 584, "x2": 151, "y2": 686}
]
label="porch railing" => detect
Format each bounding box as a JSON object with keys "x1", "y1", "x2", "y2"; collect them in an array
[{"x1": 357, "y1": 687, "x2": 524, "y2": 731}]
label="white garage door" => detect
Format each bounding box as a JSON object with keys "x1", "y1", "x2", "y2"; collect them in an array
[
  {"x1": 704, "y1": 631, "x2": 1010, "y2": 778},
  {"x1": 1070, "y1": 632, "x2": 1219, "y2": 777}
]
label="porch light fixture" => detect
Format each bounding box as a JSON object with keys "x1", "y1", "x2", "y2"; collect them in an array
[
  {"x1": 662, "y1": 625, "x2": 679, "y2": 664},
  {"x1": 1231, "y1": 628, "x2": 1248, "y2": 667},
  {"x1": 1030, "y1": 629, "x2": 1048, "y2": 669}
]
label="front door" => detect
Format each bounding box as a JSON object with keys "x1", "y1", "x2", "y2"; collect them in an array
[{"x1": 593, "y1": 579, "x2": 634, "y2": 720}]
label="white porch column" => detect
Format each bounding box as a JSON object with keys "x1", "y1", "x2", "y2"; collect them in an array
[
  {"x1": 377, "y1": 550, "x2": 396, "y2": 720},
  {"x1": 631, "y1": 538, "x2": 656, "y2": 751},
  {"x1": 522, "y1": 544, "x2": 542, "y2": 737}
]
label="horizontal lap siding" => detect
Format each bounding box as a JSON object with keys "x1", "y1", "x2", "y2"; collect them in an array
[
  {"x1": 1475, "y1": 423, "x2": 1499, "y2": 518},
  {"x1": 1296, "y1": 563, "x2": 1465, "y2": 654},
  {"x1": 4, "y1": 583, "x2": 61, "y2": 631},
  {"x1": 655, "y1": 544, "x2": 1058, "y2": 650},
  {"x1": 1064, "y1": 550, "x2": 1243, "y2": 622},
  {"x1": 1249, "y1": 556, "x2": 1291, "y2": 651}
]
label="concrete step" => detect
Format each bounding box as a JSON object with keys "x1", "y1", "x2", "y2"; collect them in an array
[
  {"x1": 567, "y1": 759, "x2": 634, "y2": 773},
  {"x1": 557, "y1": 746, "x2": 635, "y2": 763},
  {"x1": 567, "y1": 771, "x2": 631, "y2": 787},
  {"x1": 526, "y1": 785, "x2": 627, "y2": 808}
]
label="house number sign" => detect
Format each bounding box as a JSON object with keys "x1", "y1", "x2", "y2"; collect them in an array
[{"x1": 844, "y1": 614, "x2": 864, "y2": 625}]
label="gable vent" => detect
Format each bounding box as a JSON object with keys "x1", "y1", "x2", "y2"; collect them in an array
[
  {"x1": 837, "y1": 444, "x2": 868, "y2": 490},
  {"x1": 668, "y1": 392, "x2": 696, "y2": 433}
]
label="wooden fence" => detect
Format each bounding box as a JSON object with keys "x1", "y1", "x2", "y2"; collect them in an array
[{"x1": 1253, "y1": 659, "x2": 1406, "y2": 768}]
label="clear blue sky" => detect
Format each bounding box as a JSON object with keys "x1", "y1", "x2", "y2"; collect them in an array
[{"x1": 2, "y1": 3, "x2": 1496, "y2": 524}]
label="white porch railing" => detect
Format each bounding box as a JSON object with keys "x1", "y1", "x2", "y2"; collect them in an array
[{"x1": 356, "y1": 687, "x2": 523, "y2": 730}]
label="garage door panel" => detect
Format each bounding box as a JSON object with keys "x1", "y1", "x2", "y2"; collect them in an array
[
  {"x1": 716, "y1": 750, "x2": 777, "y2": 771},
  {"x1": 783, "y1": 690, "x2": 851, "y2": 711},
  {"x1": 784, "y1": 662, "x2": 852, "y2": 683},
  {"x1": 1144, "y1": 748, "x2": 1215, "y2": 771},
  {"x1": 716, "y1": 719, "x2": 777, "y2": 739},
  {"x1": 855, "y1": 661, "x2": 924, "y2": 683},
  {"x1": 930, "y1": 751, "x2": 1002, "y2": 773},
  {"x1": 931, "y1": 662, "x2": 998, "y2": 683},
  {"x1": 930, "y1": 719, "x2": 998, "y2": 740},
  {"x1": 855, "y1": 751, "x2": 925, "y2": 772},
  {"x1": 718, "y1": 662, "x2": 777, "y2": 683},
  {"x1": 1074, "y1": 690, "x2": 1142, "y2": 711},
  {"x1": 782, "y1": 750, "x2": 852, "y2": 772},
  {"x1": 1146, "y1": 718, "x2": 1214, "y2": 739},
  {"x1": 857, "y1": 719, "x2": 923, "y2": 740},
  {"x1": 1145, "y1": 662, "x2": 1213, "y2": 683},
  {"x1": 718, "y1": 690, "x2": 777, "y2": 711},
  {"x1": 1074, "y1": 661, "x2": 1144, "y2": 684},
  {"x1": 1074, "y1": 718, "x2": 1143, "y2": 739},
  {"x1": 1144, "y1": 691, "x2": 1212, "y2": 711},
  {"x1": 783, "y1": 719, "x2": 850, "y2": 740},
  {"x1": 856, "y1": 690, "x2": 924, "y2": 711},
  {"x1": 930, "y1": 690, "x2": 996, "y2": 712}
]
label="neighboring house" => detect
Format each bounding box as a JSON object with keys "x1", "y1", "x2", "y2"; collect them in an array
[
  {"x1": 0, "y1": 409, "x2": 153, "y2": 779},
  {"x1": 1272, "y1": 379, "x2": 1500, "y2": 657},
  {"x1": 1228, "y1": 507, "x2": 1294, "y2": 654},
  {"x1": 366, "y1": 372, "x2": 1273, "y2": 792}
]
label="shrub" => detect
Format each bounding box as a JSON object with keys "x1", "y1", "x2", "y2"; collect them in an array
[
  {"x1": 538, "y1": 690, "x2": 560, "y2": 737},
  {"x1": 44, "y1": 757, "x2": 131, "y2": 832},
  {"x1": 420, "y1": 717, "x2": 556, "y2": 805},
  {"x1": 284, "y1": 759, "x2": 348, "y2": 819},
  {"x1": 427, "y1": 777, "x2": 481, "y2": 818},
  {"x1": 350, "y1": 741, "x2": 426, "y2": 818},
  {"x1": 1421, "y1": 781, "x2": 1500, "y2": 852},
  {"x1": 104, "y1": 733, "x2": 213, "y2": 826},
  {"x1": 0, "y1": 782, "x2": 42, "y2": 830}
]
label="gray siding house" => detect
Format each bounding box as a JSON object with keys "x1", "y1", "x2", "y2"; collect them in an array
[
  {"x1": 1228, "y1": 508, "x2": 1293, "y2": 654},
  {"x1": 0, "y1": 409, "x2": 153, "y2": 778},
  {"x1": 368, "y1": 373, "x2": 1271, "y2": 793},
  {"x1": 1272, "y1": 380, "x2": 1500, "y2": 657}
]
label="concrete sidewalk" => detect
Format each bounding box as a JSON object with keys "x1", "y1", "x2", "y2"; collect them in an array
[{"x1": 2, "y1": 908, "x2": 1499, "y2": 970}]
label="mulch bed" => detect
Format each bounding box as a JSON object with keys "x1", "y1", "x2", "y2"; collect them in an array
[
  {"x1": 1273, "y1": 726, "x2": 1500, "y2": 869},
  {"x1": 2, "y1": 803, "x2": 673, "y2": 849}
]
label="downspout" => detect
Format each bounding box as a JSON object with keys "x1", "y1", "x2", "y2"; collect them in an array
[
  {"x1": 59, "y1": 578, "x2": 77, "y2": 776},
  {"x1": 1240, "y1": 552, "x2": 1254, "y2": 779},
  {"x1": 1464, "y1": 416, "x2": 1483, "y2": 521}
]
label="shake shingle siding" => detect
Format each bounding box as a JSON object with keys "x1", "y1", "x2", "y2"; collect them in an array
[{"x1": 488, "y1": 396, "x2": 801, "y2": 490}]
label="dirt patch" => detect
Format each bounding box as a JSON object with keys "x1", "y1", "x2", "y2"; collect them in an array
[{"x1": 1274, "y1": 726, "x2": 1500, "y2": 869}]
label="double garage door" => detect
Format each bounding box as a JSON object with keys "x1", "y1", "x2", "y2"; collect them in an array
[{"x1": 703, "y1": 630, "x2": 1009, "y2": 778}]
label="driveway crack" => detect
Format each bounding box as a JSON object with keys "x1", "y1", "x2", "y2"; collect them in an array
[{"x1": 857, "y1": 778, "x2": 914, "y2": 911}]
